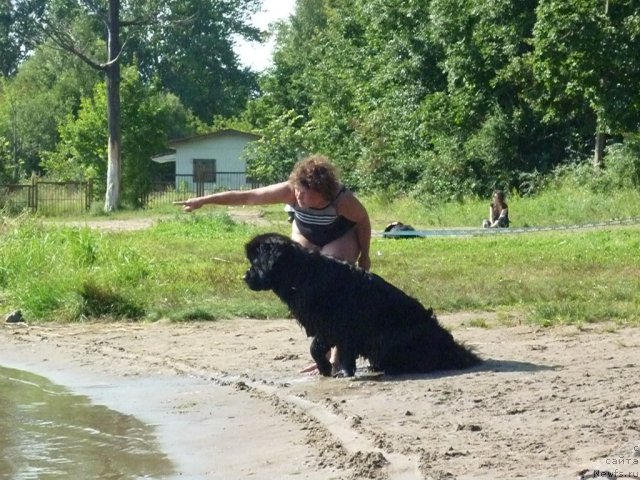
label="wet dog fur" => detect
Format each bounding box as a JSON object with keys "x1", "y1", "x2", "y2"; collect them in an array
[{"x1": 244, "y1": 233, "x2": 481, "y2": 377}]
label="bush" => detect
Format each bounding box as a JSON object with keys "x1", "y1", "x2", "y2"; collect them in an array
[
  {"x1": 549, "y1": 142, "x2": 640, "y2": 194},
  {"x1": 605, "y1": 139, "x2": 640, "y2": 189}
]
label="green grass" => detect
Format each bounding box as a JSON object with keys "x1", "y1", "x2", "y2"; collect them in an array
[
  {"x1": 365, "y1": 186, "x2": 640, "y2": 229},
  {"x1": 1, "y1": 185, "x2": 639, "y2": 326}
]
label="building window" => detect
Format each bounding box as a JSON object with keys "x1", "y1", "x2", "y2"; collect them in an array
[{"x1": 193, "y1": 159, "x2": 216, "y2": 183}]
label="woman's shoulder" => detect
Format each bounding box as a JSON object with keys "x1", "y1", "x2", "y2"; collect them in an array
[
  {"x1": 334, "y1": 188, "x2": 368, "y2": 218},
  {"x1": 334, "y1": 186, "x2": 356, "y2": 205}
]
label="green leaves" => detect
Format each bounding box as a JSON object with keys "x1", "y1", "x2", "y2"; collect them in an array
[
  {"x1": 527, "y1": 0, "x2": 640, "y2": 131},
  {"x1": 41, "y1": 64, "x2": 192, "y2": 205},
  {"x1": 246, "y1": 0, "x2": 640, "y2": 199},
  {"x1": 3, "y1": 0, "x2": 640, "y2": 204},
  {"x1": 130, "y1": 0, "x2": 261, "y2": 122}
]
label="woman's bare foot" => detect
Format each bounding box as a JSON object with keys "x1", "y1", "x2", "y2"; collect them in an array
[
  {"x1": 300, "y1": 347, "x2": 340, "y2": 376},
  {"x1": 299, "y1": 360, "x2": 339, "y2": 376},
  {"x1": 300, "y1": 363, "x2": 320, "y2": 375}
]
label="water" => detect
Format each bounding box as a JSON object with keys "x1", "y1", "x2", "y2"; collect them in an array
[{"x1": 0, "y1": 365, "x2": 175, "y2": 479}]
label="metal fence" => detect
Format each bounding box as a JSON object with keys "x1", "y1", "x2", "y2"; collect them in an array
[
  {"x1": 0, "y1": 180, "x2": 93, "y2": 215},
  {"x1": 144, "y1": 173, "x2": 260, "y2": 208},
  {"x1": 1, "y1": 173, "x2": 257, "y2": 214}
]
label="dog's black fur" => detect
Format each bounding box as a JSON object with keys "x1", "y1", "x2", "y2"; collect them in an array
[{"x1": 244, "y1": 233, "x2": 481, "y2": 377}]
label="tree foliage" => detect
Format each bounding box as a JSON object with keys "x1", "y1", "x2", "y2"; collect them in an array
[
  {"x1": 42, "y1": 65, "x2": 196, "y2": 206},
  {"x1": 0, "y1": 0, "x2": 21, "y2": 76},
  {"x1": 0, "y1": 135, "x2": 11, "y2": 182},
  {"x1": 0, "y1": 43, "x2": 100, "y2": 180},
  {"x1": 246, "y1": 0, "x2": 640, "y2": 200},
  {"x1": 527, "y1": 0, "x2": 640, "y2": 134},
  {"x1": 129, "y1": 0, "x2": 262, "y2": 123},
  {"x1": 2, "y1": 0, "x2": 262, "y2": 210},
  {"x1": 4, "y1": 0, "x2": 640, "y2": 205}
]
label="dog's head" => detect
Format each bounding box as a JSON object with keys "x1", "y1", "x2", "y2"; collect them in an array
[{"x1": 244, "y1": 233, "x2": 297, "y2": 291}]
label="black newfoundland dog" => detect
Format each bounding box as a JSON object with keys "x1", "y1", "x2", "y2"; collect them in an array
[{"x1": 244, "y1": 233, "x2": 481, "y2": 377}]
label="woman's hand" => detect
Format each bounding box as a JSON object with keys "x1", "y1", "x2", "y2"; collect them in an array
[
  {"x1": 358, "y1": 253, "x2": 371, "y2": 271},
  {"x1": 173, "y1": 198, "x2": 203, "y2": 212}
]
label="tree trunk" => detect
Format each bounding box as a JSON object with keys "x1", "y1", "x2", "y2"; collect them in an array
[
  {"x1": 10, "y1": 98, "x2": 19, "y2": 183},
  {"x1": 593, "y1": 0, "x2": 609, "y2": 169},
  {"x1": 104, "y1": 0, "x2": 122, "y2": 212},
  {"x1": 593, "y1": 130, "x2": 605, "y2": 168}
]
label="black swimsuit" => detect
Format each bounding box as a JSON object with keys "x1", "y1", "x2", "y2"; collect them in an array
[
  {"x1": 291, "y1": 187, "x2": 356, "y2": 247},
  {"x1": 491, "y1": 203, "x2": 510, "y2": 227}
]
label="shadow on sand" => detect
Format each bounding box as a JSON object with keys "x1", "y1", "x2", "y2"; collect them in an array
[{"x1": 352, "y1": 357, "x2": 559, "y2": 381}]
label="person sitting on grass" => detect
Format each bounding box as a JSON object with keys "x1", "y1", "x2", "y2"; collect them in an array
[{"x1": 482, "y1": 190, "x2": 510, "y2": 228}]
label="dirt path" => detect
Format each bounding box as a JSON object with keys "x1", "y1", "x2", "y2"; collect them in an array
[
  {"x1": 47, "y1": 207, "x2": 279, "y2": 232},
  {"x1": 2, "y1": 316, "x2": 639, "y2": 479}
]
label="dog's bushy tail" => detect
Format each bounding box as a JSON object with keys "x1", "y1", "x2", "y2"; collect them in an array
[
  {"x1": 428, "y1": 308, "x2": 482, "y2": 370},
  {"x1": 446, "y1": 342, "x2": 482, "y2": 370}
]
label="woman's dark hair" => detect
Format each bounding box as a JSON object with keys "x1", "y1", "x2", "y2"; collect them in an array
[
  {"x1": 289, "y1": 154, "x2": 341, "y2": 200},
  {"x1": 492, "y1": 190, "x2": 507, "y2": 206}
]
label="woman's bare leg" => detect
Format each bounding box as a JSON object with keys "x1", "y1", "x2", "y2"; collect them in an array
[
  {"x1": 319, "y1": 228, "x2": 359, "y2": 263},
  {"x1": 291, "y1": 225, "x2": 360, "y2": 263},
  {"x1": 290, "y1": 224, "x2": 319, "y2": 251}
]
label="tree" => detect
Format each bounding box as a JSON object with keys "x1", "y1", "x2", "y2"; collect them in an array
[
  {"x1": 130, "y1": 0, "x2": 262, "y2": 123},
  {"x1": 0, "y1": 0, "x2": 19, "y2": 76},
  {"x1": 527, "y1": 0, "x2": 640, "y2": 167},
  {"x1": 248, "y1": 0, "x2": 536, "y2": 196},
  {"x1": 0, "y1": 46, "x2": 99, "y2": 181},
  {"x1": 12, "y1": 0, "x2": 262, "y2": 211},
  {"x1": 0, "y1": 0, "x2": 40, "y2": 76},
  {"x1": 0, "y1": 136, "x2": 11, "y2": 182},
  {"x1": 42, "y1": 64, "x2": 196, "y2": 206},
  {"x1": 250, "y1": 0, "x2": 640, "y2": 198},
  {"x1": 10, "y1": 0, "x2": 138, "y2": 210}
]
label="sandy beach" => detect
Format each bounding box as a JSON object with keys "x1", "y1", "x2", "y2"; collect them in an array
[{"x1": 2, "y1": 315, "x2": 639, "y2": 479}]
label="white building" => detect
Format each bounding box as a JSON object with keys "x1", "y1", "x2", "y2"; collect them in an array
[{"x1": 152, "y1": 129, "x2": 260, "y2": 195}]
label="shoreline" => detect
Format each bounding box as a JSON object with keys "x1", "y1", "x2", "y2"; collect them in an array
[
  {"x1": 0, "y1": 339, "x2": 224, "y2": 478},
  {"x1": 0, "y1": 324, "x2": 328, "y2": 480},
  {"x1": 2, "y1": 318, "x2": 639, "y2": 479}
]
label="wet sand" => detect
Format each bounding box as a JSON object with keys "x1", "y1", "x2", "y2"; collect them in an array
[
  {"x1": 2, "y1": 316, "x2": 640, "y2": 479},
  {"x1": 0, "y1": 327, "x2": 327, "y2": 479}
]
